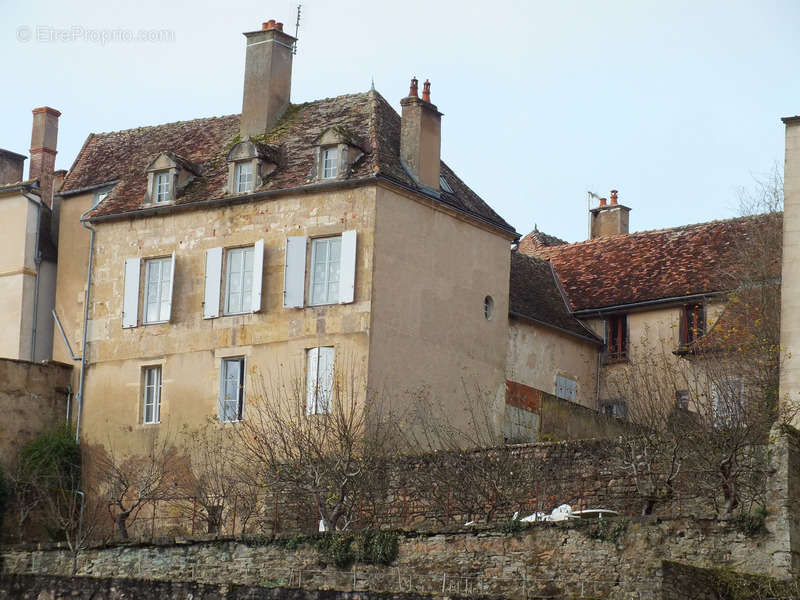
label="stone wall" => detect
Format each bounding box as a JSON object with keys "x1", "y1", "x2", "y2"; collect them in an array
[
  {"x1": 0, "y1": 518, "x2": 790, "y2": 599},
  {"x1": 0, "y1": 358, "x2": 72, "y2": 468}
]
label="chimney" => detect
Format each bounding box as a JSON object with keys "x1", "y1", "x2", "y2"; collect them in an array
[
  {"x1": 780, "y1": 115, "x2": 800, "y2": 424},
  {"x1": 589, "y1": 189, "x2": 631, "y2": 238},
  {"x1": 29, "y1": 106, "x2": 60, "y2": 208},
  {"x1": 240, "y1": 20, "x2": 296, "y2": 139},
  {"x1": 400, "y1": 77, "x2": 442, "y2": 191},
  {"x1": 0, "y1": 148, "x2": 26, "y2": 185}
]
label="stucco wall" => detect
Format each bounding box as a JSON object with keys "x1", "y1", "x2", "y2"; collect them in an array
[
  {"x1": 781, "y1": 120, "x2": 800, "y2": 426},
  {"x1": 506, "y1": 317, "x2": 598, "y2": 409},
  {"x1": 73, "y1": 187, "x2": 376, "y2": 453},
  {"x1": 0, "y1": 193, "x2": 35, "y2": 361},
  {"x1": 0, "y1": 358, "x2": 72, "y2": 468},
  {"x1": 367, "y1": 184, "x2": 512, "y2": 435}
]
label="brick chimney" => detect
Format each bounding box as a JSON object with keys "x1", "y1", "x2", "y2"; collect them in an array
[
  {"x1": 29, "y1": 106, "x2": 60, "y2": 208},
  {"x1": 400, "y1": 77, "x2": 442, "y2": 191},
  {"x1": 0, "y1": 148, "x2": 26, "y2": 185},
  {"x1": 589, "y1": 189, "x2": 631, "y2": 238},
  {"x1": 240, "y1": 20, "x2": 296, "y2": 139}
]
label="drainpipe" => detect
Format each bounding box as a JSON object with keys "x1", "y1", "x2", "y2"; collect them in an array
[
  {"x1": 75, "y1": 207, "x2": 96, "y2": 443},
  {"x1": 22, "y1": 191, "x2": 43, "y2": 361}
]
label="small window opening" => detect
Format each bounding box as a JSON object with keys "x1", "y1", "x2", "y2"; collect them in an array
[{"x1": 484, "y1": 295, "x2": 494, "y2": 320}]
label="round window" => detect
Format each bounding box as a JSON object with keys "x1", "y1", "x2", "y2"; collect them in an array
[{"x1": 484, "y1": 295, "x2": 494, "y2": 320}]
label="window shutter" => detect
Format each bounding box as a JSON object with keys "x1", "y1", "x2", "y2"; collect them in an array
[
  {"x1": 165, "y1": 251, "x2": 176, "y2": 322},
  {"x1": 319, "y1": 346, "x2": 335, "y2": 413},
  {"x1": 122, "y1": 258, "x2": 140, "y2": 328},
  {"x1": 338, "y1": 230, "x2": 357, "y2": 304},
  {"x1": 218, "y1": 359, "x2": 226, "y2": 421},
  {"x1": 306, "y1": 347, "x2": 319, "y2": 414},
  {"x1": 203, "y1": 247, "x2": 222, "y2": 319},
  {"x1": 283, "y1": 236, "x2": 307, "y2": 308},
  {"x1": 251, "y1": 239, "x2": 264, "y2": 313}
]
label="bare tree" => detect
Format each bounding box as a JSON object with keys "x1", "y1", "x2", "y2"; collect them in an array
[
  {"x1": 94, "y1": 431, "x2": 183, "y2": 540},
  {"x1": 224, "y1": 361, "x2": 400, "y2": 533}
]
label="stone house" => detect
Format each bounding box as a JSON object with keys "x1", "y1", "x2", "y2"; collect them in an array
[{"x1": 51, "y1": 21, "x2": 518, "y2": 452}]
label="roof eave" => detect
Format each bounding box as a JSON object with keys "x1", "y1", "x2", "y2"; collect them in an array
[{"x1": 571, "y1": 290, "x2": 728, "y2": 317}]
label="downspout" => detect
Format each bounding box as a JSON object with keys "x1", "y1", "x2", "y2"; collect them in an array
[
  {"x1": 75, "y1": 207, "x2": 96, "y2": 443},
  {"x1": 23, "y1": 192, "x2": 43, "y2": 361}
]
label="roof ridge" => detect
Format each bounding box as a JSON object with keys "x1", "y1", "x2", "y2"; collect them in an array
[{"x1": 540, "y1": 213, "x2": 774, "y2": 251}]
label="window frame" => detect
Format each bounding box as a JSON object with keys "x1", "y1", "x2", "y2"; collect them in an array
[
  {"x1": 219, "y1": 356, "x2": 246, "y2": 423},
  {"x1": 142, "y1": 365, "x2": 162, "y2": 425},
  {"x1": 153, "y1": 170, "x2": 171, "y2": 204},
  {"x1": 680, "y1": 303, "x2": 706, "y2": 345},
  {"x1": 223, "y1": 246, "x2": 255, "y2": 316},
  {"x1": 143, "y1": 256, "x2": 173, "y2": 324},
  {"x1": 321, "y1": 146, "x2": 339, "y2": 179},
  {"x1": 605, "y1": 314, "x2": 628, "y2": 362},
  {"x1": 234, "y1": 160, "x2": 254, "y2": 194},
  {"x1": 309, "y1": 236, "x2": 343, "y2": 306}
]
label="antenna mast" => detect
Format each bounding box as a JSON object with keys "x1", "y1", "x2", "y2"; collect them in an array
[{"x1": 293, "y1": 4, "x2": 302, "y2": 54}]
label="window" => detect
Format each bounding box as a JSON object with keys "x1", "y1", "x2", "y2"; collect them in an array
[
  {"x1": 681, "y1": 303, "x2": 706, "y2": 345},
  {"x1": 283, "y1": 232, "x2": 357, "y2": 308},
  {"x1": 219, "y1": 357, "x2": 245, "y2": 422},
  {"x1": 606, "y1": 314, "x2": 628, "y2": 362},
  {"x1": 122, "y1": 253, "x2": 176, "y2": 329},
  {"x1": 310, "y1": 237, "x2": 342, "y2": 305},
  {"x1": 440, "y1": 175, "x2": 454, "y2": 193},
  {"x1": 484, "y1": 296, "x2": 494, "y2": 320},
  {"x1": 142, "y1": 366, "x2": 162, "y2": 424},
  {"x1": 306, "y1": 347, "x2": 334, "y2": 415},
  {"x1": 556, "y1": 375, "x2": 577, "y2": 402},
  {"x1": 144, "y1": 257, "x2": 173, "y2": 324},
  {"x1": 675, "y1": 389, "x2": 690, "y2": 411},
  {"x1": 203, "y1": 240, "x2": 264, "y2": 318},
  {"x1": 322, "y1": 147, "x2": 338, "y2": 179},
  {"x1": 234, "y1": 161, "x2": 254, "y2": 194},
  {"x1": 93, "y1": 187, "x2": 111, "y2": 207},
  {"x1": 224, "y1": 246, "x2": 255, "y2": 315},
  {"x1": 602, "y1": 400, "x2": 628, "y2": 420},
  {"x1": 154, "y1": 171, "x2": 170, "y2": 204}
]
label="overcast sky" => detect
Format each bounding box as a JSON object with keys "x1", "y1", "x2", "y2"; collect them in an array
[{"x1": 2, "y1": 0, "x2": 799, "y2": 242}]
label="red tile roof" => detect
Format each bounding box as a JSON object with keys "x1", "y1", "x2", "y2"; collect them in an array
[
  {"x1": 525, "y1": 215, "x2": 781, "y2": 312},
  {"x1": 62, "y1": 90, "x2": 514, "y2": 233}
]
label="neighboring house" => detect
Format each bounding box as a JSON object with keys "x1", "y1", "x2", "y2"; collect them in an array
[
  {"x1": 52, "y1": 21, "x2": 517, "y2": 452},
  {"x1": 0, "y1": 108, "x2": 62, "y2": 363},
  {"x1": 517, "y1": 190, "x2": 780, "y2": 421}
]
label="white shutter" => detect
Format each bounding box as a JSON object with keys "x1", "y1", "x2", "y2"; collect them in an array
[
  {"x1": 319, "y1": 346, "x2": 335, "y2": 413},
  {"x1": 283, "y1": 236, "x2": 307, "y2": 308},
  {"x1": 251, "y1": 239, "x2": 264, "y2": 313},
  {"x1": 203, "y1": 247, "x2": 222, "y2": 319},
  {"x1": 122, "y1": 258, "x2": 140, "y2": 328},
  {"x1": 338, "y1": 230, "x2": 357, "y2": 304},
  {"x1": 306, "y1": 347, "x2": 319, "y2": 415},
  {"x1": 165, "y1": 251, "x2": 176, "y2": 322}
]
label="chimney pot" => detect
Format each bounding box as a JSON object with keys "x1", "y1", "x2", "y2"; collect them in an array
[
  {"x1": 276, "y1": 22, "x2": 283, "y2": 31},
  {"x1": 599, "y1": 197, "x2": 607, "y2": 207},
  {"x1": 610, "y1": 189, "x2": 618, "y2": 205},
  {"x1": 409, "y1": 77, "x2": 419, "y2": 98},
  {"x1": 422, "y1": 79, "x2": 431, "y2": 102},
  {"x1": 263, "y1": 19, "x2": 276, "y2": 30}
]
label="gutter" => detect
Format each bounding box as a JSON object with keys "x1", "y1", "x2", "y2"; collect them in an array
[
  {"x1": 572, "y1": 290, "x2": 725, "y2": 318},
  {"x1": 57, "y1": 179, "x2": 119, "y2": 198},
  {"x1": 81, "y1": 174, "x2": 519, "y2": 239},
  {"x1": 508, "y1": 310, "x2": 603, "y2": 345},
  {"x1": 22, "y1": 191, "x2": 44, "y2": 361},
  {"x1": 75, "y1": 206, "x2": 96, "y2": 443}
]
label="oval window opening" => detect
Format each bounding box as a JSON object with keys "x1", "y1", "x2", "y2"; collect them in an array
[{"x1": 484, "y1": 295, "x2": 494, "y2": 320}]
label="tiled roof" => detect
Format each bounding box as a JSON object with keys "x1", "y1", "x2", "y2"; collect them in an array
[
  {"x1": 62, "y1": 90, "x2": 514, "y2": 233},
  {"x1": 526, "y1": 215, "x2": 781, "y2": 312},
  {"x1": 518, "y1": 228, "x2": 568, "y2": 254},
  {"x1": 509, "y1": 250, "x2": 601, "y2": 342}
]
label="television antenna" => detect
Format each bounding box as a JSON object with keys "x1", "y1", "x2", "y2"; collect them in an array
[{"x1": 293, "y1": 4, "x2": 302, "y2": 54}]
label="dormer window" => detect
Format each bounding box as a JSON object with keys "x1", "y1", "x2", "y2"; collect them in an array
[
  {"x1": 310, "y1": 127, "x2": 364, "y2": 183},
  {"x1": 226, "y1": 139, "x2": 278, "y2": 195},
  {"x1": 144, "y1": 152, "x2": 200, "y2": 206},
  {"x1": 322, "y1": 147, "x2": 339, "y2": 179},
  {"x1": 154, "y1": 171, "x2": 171, "y2": 204},
  {"x1": 235, "y1": 161, "x2": 254, "y2": 193}
]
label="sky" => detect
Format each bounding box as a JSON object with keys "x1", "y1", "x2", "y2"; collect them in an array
[{"x1": 2, "y1": 0, "x2": 799, "y2": 242}]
